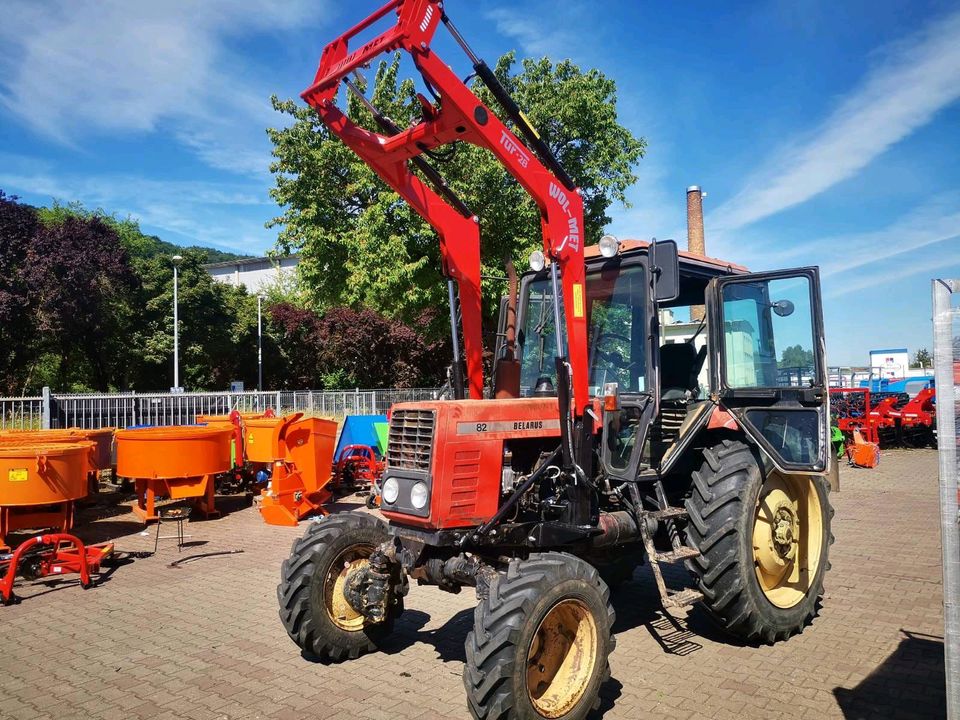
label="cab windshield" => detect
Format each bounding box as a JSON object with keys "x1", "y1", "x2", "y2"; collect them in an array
[{"x1": 518, "y1": 265, "x2": 647, "y2": 396}]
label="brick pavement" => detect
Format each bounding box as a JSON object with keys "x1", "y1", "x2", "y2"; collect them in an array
[{"x1": 0, "y1": 449, "x2": 946, "y2": 719}]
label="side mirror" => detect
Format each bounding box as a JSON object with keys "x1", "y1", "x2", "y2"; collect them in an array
[
  {"x1": 651, "y1": 238, "x2": 680, "y2": 302},
  {"x1": 772, "y1": 299, "x2": 795, "y2": 317}
]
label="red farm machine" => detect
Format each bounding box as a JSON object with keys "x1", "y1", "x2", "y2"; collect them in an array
[
  {"x1": 1, "y1": 533, "x2": 114, "y2": 605},
  {"x1": 830, "y1": 385, "x2": 937, "y2": 452},
  {"x1": 278, "y1": 3, "x2": 835, "y2": 718}
]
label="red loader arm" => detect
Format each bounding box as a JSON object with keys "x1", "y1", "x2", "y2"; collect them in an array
[{"x1": 301, "y1": 0, "x2": 589, "y2": 420}]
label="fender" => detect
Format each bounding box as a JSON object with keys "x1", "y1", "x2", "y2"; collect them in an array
[{"x1": 707, "y1": 406, "x2": 739, "y2": 431}]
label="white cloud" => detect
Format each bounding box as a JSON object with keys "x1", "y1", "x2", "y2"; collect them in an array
[
  {"x1": 710, "y1": 8, "x2": 960, "y2": 232},
  {"x1": 823, "y1": 239, "x2": 960, "y2": 299},
  {"x1": 605, "y1": 148, "x2": 684, "y2": 241},
  {"x1": 827, "y1": 200, "x2": 960, "y2": 277},
  {"x1": 486, "y1": 3, "x2": 584, "y2": 59},
  {"x1": 0, "y1": 0, "x2": 327, "y2": 176},
  {"x1": 731, "y1": 191, "x2": 960, "y2": 297}
]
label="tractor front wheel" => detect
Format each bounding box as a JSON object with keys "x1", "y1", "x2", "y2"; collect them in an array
[
  {"x1": 684, "y1": 439, "x2": 832, "y2": 644},
  {"x1": 464, "y1": 553, "x2": 615, "y2": 720},
  {"x1": 277, "y1": 513, "x2": 399, "y2": 662}
]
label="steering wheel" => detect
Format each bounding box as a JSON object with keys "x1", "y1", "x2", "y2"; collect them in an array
[{"x1": 594, "y1": 332, "x2": 634, "y2": 370}]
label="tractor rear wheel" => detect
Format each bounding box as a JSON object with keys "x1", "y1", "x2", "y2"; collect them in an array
[
  {"x1": 684, "y1": 439, "x2": 832, "y2": 644},
  {"x1": 464, "y1": 553, "x2": 615, "y2": 720},
  {"x1": 277, "y1": 513, "x2": 399, "y2": 662}
]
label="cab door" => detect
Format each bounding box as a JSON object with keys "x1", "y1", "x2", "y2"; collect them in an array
[{"x1": 705, "y1": 268, "x2": 829, "y2": 473}]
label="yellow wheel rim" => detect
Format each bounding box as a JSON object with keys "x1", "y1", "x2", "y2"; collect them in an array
[
  {"x1": 752, "y1": 472, "x2": 823, "y2": 608},
  {"x1": 323, "y1": 547, "x2": 372, "y2": 631},
  {"x1": 526, "y1": 598, "x2": 599, "y2": 718}
]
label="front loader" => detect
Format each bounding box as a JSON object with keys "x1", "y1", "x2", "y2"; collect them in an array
[{"x1": 278, "y1": 3, "x2": 834, "y2": 718}]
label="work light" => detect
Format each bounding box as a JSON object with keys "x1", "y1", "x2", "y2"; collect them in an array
[
  {"x1": 529, "y1": 250, "x2": 545, "y2": 272},
  {"x1": 599, "y1": 235, "x2": 621, "y2": 258}
]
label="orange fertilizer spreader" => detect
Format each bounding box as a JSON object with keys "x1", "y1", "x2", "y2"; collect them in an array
[
  {"x1": 255, "y1": 413, "x2": 338, "y2": 526},
  {"x1": 115, "y1": 426, "x2": 233, "y2": 523},
  {"x1": 0, "y1": 441, "x2": 94, "y2": 552},
  {"x1": 0, "y1": 427, "x2": 115, "y2": 496}
]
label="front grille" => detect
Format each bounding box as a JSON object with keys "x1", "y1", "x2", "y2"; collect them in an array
[{"x1": 387, "y1": 409, "x2": 435, "y2": 471}]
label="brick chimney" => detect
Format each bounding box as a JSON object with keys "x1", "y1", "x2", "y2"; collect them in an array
[{"x1": 687, "y1": 186, "x2": 706, "y2": 321}]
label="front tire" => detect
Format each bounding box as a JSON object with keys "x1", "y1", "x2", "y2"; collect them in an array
[
  {"x1": 684, "y1": 439, "x2": 832, "y2": 644},
  {"x1": 277, "y1": 513, "x2": 398, "y2": 662},
  {"x1": 464, "y1": 553, "x2": 615, "y2": 720}
]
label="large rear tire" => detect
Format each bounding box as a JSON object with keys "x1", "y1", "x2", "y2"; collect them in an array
[
  {"x1": 277, "y1": 513, "x2": 399, "y2": 662},
  {"x1": 464, "y1": 553, "x2": 615, "y2": 720},
  {"x1": 684, "y1": 439, "x2": 832, "y2": 644}
]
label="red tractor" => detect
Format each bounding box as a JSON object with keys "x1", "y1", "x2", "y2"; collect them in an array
[{"x1": 278, "y1": 4, "x2": 833, "y2": 718}]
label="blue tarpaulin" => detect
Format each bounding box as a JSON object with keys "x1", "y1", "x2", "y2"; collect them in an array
[{"x1": 335, "y1": 415, "x2": 388, "y2": 460}]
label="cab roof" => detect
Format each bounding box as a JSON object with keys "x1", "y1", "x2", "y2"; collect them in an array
[{"x1": 585, "y1": 238, "x2": 749, "y2": 273}]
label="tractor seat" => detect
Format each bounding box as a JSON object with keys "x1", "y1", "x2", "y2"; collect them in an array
[{"x1": 660, "y1": 343, "x2": 707, "y2": 402}]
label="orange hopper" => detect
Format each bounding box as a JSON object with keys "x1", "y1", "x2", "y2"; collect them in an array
[
  {"x1": 0, "y1": 442, "x2": 93, "y2": 551},
  {"x1": 848, "y1": 428, "x2": 880, "y2": 469},
  {"x1": 257, "y1": 414, "x2": 338, "y2": 526},
  {"x1": 115, "y1": 426, "x2": 232, "y2": 523},
  {"x1": 0, "y1": 428, "x2": 114, "y2": 495}
]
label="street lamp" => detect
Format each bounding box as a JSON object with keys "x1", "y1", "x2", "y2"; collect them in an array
[
  {"x1": 257, "y1": 295, "x2": 265, "y2": 391},
  {"x1": 172, "y1": 255, "x2": 183, "y2": 392}
]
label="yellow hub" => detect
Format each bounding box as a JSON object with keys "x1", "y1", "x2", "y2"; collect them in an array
[
  {"x1": 324, "y1": 547, "x2": 372, "y2": 631},
  {"x1": 526, "y1": 598, "x2": 598, "y2": 718},
  {"x1": 752, "y1": 473, "x2": 823, "y2": 608}
]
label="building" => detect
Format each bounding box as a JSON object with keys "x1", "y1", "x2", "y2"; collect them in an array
[
  {"x1": 203, "y1": 255, "x2": 299, "y2": 293},
  {"x1": 869, "y1": 347, "x2": 910, "y2": 380}
]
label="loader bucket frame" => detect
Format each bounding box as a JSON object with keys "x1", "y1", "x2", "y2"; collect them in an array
[{"x1": 301, "y1": 0, "x2": 590, "y2": 435}]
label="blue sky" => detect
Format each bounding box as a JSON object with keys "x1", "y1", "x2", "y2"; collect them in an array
[{"x1": 1, "y1": 0, "x2": 958, "y2": 366}]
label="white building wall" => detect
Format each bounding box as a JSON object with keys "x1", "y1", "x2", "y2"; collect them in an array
[{"x1": 205, "y1": 256, "x2": 298, "y2": 294}]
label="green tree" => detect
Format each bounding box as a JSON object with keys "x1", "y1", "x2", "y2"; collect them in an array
[
  {"x1": 910, "y1": 347, "x2": 931, "y2": 369},
  {"x1": 127, "y1": 251, "x2": 260, "y2": 391},
  {"x1": 39, "y1": 200, "x2": 251, "y2": 264},
  {"x1": 779, "y1": 344, "x2": 815, "y2": 369},
  {"x1": 34, "y1": 202, "x2": 262, "y2": 391},
  {"x1": 267, "y1": 52, "x2": 645, "y2": 335}
]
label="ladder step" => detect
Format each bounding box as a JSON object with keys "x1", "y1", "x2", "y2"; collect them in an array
[
  {"x1": 653, "y1": 546, "x2": 700, "y2": 563},
  {"x1": 651, "y1": 506, "x2": 688, "y2": 520},
  {"x1": 662, "y1": 588, "x2": 704, "y2": 609}
]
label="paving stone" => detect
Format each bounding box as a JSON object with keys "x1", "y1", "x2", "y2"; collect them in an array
[{"x1": 0, "y1": 449, "x2": 948, "y2": 719}]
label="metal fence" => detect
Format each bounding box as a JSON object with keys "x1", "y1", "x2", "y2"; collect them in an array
[
  {"x1": 0, "y1": 387, "x2": 443, "y2": 431},
  {"x1": 0, "y1": 394, "x2": 43, "y2": 430},
  {"x1": 932, "y1": 279, "x2": 959, "y2": 718}
]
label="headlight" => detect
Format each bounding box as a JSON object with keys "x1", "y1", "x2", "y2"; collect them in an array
[
  {"x1": 410, "y1": 482, "x2": 429, "y2": 509},
  {"x1": 381, "y1": 477, "x2": 400, "y2": 504}
]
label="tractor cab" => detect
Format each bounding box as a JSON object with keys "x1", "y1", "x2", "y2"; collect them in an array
[{"x1": 498, "y1": 237, "x2": 828, "y2": 477}]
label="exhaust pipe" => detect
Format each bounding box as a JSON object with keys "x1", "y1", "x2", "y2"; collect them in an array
[{"x1": 687, "y1": 185, "x2": 706, "y2": 322}]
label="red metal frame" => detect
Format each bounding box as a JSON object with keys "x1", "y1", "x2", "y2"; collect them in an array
[
  {"x1": 830, "y1": 387, "x2": 879, "y2": 445},
  {"x1": 867, "y1": 395, "x2": 900, "y2": 432},
  {"x1": 302, "y1": 0, "x2": 589, "y2": 412},
  {"x1": 1, "y1": 533, "x2": 113, "y2": 604},
  {"x1": 333, "y1": 444, "x2": 384, "y2": 487},
  {"x1": 889, "y1": 387, "x2": 936, "y2": 429}
]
